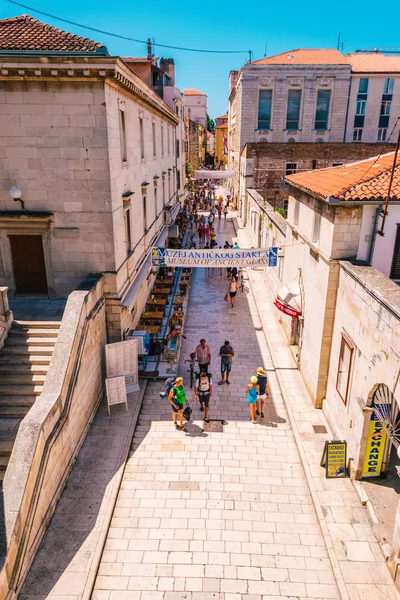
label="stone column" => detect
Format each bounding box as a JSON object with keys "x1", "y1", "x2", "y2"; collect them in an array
[{"x1": 0, "y1": 286, "x2": 14, "y2": 350}]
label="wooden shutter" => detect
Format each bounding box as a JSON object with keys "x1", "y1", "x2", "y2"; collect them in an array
[{"x1": 390, "y1": 225, "x2": 400, "y2": 279}]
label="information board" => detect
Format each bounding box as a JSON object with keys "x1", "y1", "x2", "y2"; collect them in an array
[
  {"x1": 106, "y1": 375, "x2": 128, "y2": 415},
  {"x1": 320, "y1": 440, "x2": 347, "y2": 479},
  {"x1": 106, "y1": 339, "x2": 139, "y2": 393}
]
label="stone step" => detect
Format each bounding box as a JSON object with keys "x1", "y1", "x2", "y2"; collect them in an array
[
  {"x1": 0, "y1": 363, "x2": 49, "y2": 375},
  {"x1": 0, "y1": 396, "x2": 36, "y2": 408},
  {"x1": 0, "y1": 385, "x2": 42, "y2": 396},
  {"x1": 12, "y1": 321, "x2": 61, "y2": 329},
  {"x1": 0, "y1": 354, "x2": 51, "y2": 365},
  {"x1": 0, "y1": 347, "x2": 53, "y2": 356},
  {"x1": 4, "y1": 337, "x2": 57, "y2": 347},
  {"x1": 0, "y1": 406, "x2": 30, "y2": 419},
  {"x1": 8, "y1": 328, "x2": 60, "y2": 338},
  {"x1": 0, "y1": 441, "x2": 14, "y2": 456},
  {"x1": 0, "y1": 374, "x2": 46, "y2": 385}
]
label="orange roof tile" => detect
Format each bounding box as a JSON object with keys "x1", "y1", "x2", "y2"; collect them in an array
[
  {"x1": 347, "y1": 52, "x2": 400, "y2": 73},
  {"x1": 286, "y1": 152, "x2": 400, "y2": 202},
  {"x1": 216, "y1": 113, "x2": 228, "y2": 119},
  {"x1": 249, "y1": 49, "x2": 348, "y2": 66},
  {"x1": 0, "y1": 14, "x2": 107, "y2": 53},
  {"x1": 183, "y1": 89, "x2": 206, "y2": 96}
]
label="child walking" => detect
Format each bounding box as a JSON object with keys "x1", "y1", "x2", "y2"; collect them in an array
[{"x1": 246, "y1": 376, "x2": 260, "y2": 424}]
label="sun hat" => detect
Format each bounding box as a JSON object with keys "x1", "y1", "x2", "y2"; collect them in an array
[
  {"x1": 251, "y1": 376, "x2": 258, "y2": 384},
  {"x1": 175, "y1": 377, "x2": 184, "y2": 385},
  {"x1": 256, "y1": 367, "x2": 266, "y2": 376}
]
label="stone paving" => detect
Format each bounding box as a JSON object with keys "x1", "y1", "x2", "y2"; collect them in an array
[{"x1": 92, "y1": 218, "x2": 342, "y2": 599}]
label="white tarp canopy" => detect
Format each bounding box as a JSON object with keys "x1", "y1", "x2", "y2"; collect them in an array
[{"x1": 194, "y1": 170, "x2": 235, "y2": 180}]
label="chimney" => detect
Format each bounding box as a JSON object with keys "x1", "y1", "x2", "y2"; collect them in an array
[
  {"x1": 159, "y1": 58, "x2": 175, "y2": 85},
  {"x1": 147, "y1": 38, "x2": 153, "y2": 60}
]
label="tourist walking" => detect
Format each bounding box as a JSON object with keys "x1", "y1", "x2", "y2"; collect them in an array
[
  {"x1": 194, "y1": 338, "x2": 211, "y2": 373},
  {"x1": 223, "y1": 204, "x2": 228, "y2": 220},
  {"x1": 246, "y1": 376, "x2": 260, "y2": 424},
  {"x1": 228, "y1": 277, "x2": 238, "y2": 308},
  {"x1": 168, "y1": 377, "x2": 189, "y2": 431},
  {"x1": 217, "y1": 203, "x2": 223, "y2": 220},
  {"x1": 194, "y1": 371, "x2": 213, "y2": 422},
  {"x1": 218, "y1": 340, "x2": 234, "y2": 385},
  {"x1": 256, "y1": 366, "x2": 269, "y2": 419}
]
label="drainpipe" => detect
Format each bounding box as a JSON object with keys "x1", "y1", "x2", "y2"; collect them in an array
[{"x1": 367, "y1": 207, "x2": 380, "y2": 265}]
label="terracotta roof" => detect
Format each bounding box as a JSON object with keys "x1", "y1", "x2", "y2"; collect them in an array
[
  {"x1": 249, "y1": 49, "x2": 348, "y2": 66},
  {"x1": 183, "y1": 89, "x2": 206, "y2": 96},
  {"x1": 215, "y1": 123, "x2": 228, "y2": 129},
  {"x1": 286, "y1": 152, "x2": 400, "y2": 202},
  {"x1": 217, "y1": 113, "x2": 228, "y2": 119},
  {"x1": 0, "y1": 14, "x2": 107, "y2": 53},
  {"x1": 347, "y1": 53, "x2": 400, "y2": 73},
  {"x1": 123, "y1": 57, "x2": 152, "y2": 63}
]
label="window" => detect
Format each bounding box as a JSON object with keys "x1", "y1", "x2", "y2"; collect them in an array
[
  {"x1": 384, "y1": 77, "x2": 395, "y2": 95},
  {"x1": 152, "y1": 121, "x2": 156, "y2": 158},
  {"x1": 336, "y1": 334, "x2": 354, "y2": 405},
  {"x1": 314, "y1": 90, "x2": 331, "y2": 130},
  {"x1": 353, "y1": 128, "x2": 363, "y2": 142},
  {"x1": 142, "y1": 191, "x2": 147, "y2": 232},
  {"x1": 176, "y1": 139, "x2": 180, "y2": 158},
  {"x1": 154, "y1": 185, "x2": 158, "y2": 223},
  {"x1": 168, "y1": 172, "x2": 171, "y2": 202},
  {"x1": 381, "y1": 100, "x2": 392, "y2": 116},
  {"x1": 311, "y1": 159, "x2": 317, "y2": 169},
  {"x1": 356, "y1": 100, "x2": 366, "y2": 115},
  {"x1": 124, "y1": 205, "x2": 131, "y2": 255},
  {"x1": 258, "y1": 89, "x2": 272, "y2": 130},
  {"x1": 283, "y1": 199, "x2": 289, "y2": 212},
  {"x1": 286, "y1": 90, "x2": 302, "y2": 130},
  {"x1": 293, "y1": 199, "x2": 299, "y2": 226},
  {"x1": 332, "y1": 162, "x2": 343, "y2": 167},
  {"x1": 358, "y1": 78, "x2": 369, "y2": 94},
  {"x1": 312, "y1": 209, "x2": 321, "y2": 243},
  {"x1": 177, "y1": 169, "x2": 181, "y2": 190},
  {"x1": 119, "y1": 109, "x2": 127, "y2": 163},
  {"x1": 390, "y1": 224, "x2": 400, "y2": 279},
  {"x1": 162, "y1": 178, "x2": 166, "y2": 207},
  {"x1": 167, "y1": 128, "x2": 170, "y2": 155},
  {"x1": 139, "y1": 116, "x2": 144, "y2": 160},
  {"x1": 286, "y1": 162, "x2": 297, "y2": 175},
  {"x1": 377, "y1": 127, "x2": 387, "y2": 142},
  {"x1": 161, "y1": 125, "x2": 164, "y2": 156}
]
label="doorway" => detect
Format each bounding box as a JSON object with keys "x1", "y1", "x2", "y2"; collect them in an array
[{"x1": 9, "y1": 234, "x2": 48, "y2": 294}]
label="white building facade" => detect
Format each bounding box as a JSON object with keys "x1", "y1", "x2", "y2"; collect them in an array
[{"x1": 182, "y1": 89, "x2": 207, "y2": 128}]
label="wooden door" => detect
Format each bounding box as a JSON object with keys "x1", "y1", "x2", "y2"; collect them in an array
[{"x1": 9, "y1": 235, "x2": 48, "y2": 294}]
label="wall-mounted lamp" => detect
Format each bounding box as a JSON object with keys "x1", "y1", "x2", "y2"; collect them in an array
[{"x1": 8, "y1": 186, "x2": 25, "y2": 210}]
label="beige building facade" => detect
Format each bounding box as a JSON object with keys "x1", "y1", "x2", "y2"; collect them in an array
[{"x1": 0, "y1": 16, "x2": 180, "y2": 340}]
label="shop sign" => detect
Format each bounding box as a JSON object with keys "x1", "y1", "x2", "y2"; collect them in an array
[
  {"x1": 274, "y1": 298, "x2": 301, "y2": 318},
  {"x1": 362, "y1": 413, "x2": 387, "y2": 478},
  {"x1": 152, "y1": 247, "x2": 279, "y2": 268},
  {"x1": 320, "y1": 440, "x2": 347, "y2": 478}
]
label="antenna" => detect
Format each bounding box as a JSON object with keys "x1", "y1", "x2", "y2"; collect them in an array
[
  {"x1": 264, "y1": 42, "x2": 267, "y2": 58},
  {"x1": 248, "y1": 50, "x2": 253, "y2": 62},
  {"x1": 337, "y1": 32, "x2": 341, "y2": 51},
  {"x1": 152, "y1": 37, "x2": 156, "y2": 55}
]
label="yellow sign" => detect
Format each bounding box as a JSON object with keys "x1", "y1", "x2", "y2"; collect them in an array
[
  {"x1": 320, "y1": 440, "x2": 347, "y2": 478},
  {"x1": 362, "y1": 415, "x2": 387, "y2": 478}
]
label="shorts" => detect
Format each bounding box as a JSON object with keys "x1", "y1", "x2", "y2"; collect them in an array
[
  {"x1": 229, "y1": 292, "x2": 237, "y2": 298},
  {"x1": 257, "y1": 394, "x2": 267, "y2": 400},
  {"x1": 221, "y1": 361, "x2": 232, "y2": 374},
  {"x1": 198, "y1": 393, "x2": 210, "y2": 407},
  {"x1": 171, "y1": 403, "x2": 184, "y2": 413}
]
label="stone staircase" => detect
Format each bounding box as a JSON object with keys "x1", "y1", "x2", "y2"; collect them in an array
[{"x1": 0, "y1": 321, "x2": 60, "y2": 485}]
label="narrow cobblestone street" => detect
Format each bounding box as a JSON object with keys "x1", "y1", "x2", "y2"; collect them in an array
[{"x1": 92, "y1": 217, "x2": 341, "y2": 599}]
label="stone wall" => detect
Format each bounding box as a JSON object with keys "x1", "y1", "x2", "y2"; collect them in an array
[
  {"x1": 0, "y1": 79, "x2": 114, "y2": 297},
  {"x1": 0, "y1": 275, "x2": 107, "y2": 598},
  {"x1": 0, "y1": 287, "x2": 13, "y2": 350},
  {"x1": 240, "y1": 142, "x2": 394, "y2": 209},
  {"x1": 325, "y1": 262, "x2": 400, "y2": 477}
]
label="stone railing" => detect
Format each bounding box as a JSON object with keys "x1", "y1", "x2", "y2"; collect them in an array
[
  {"x1": 0, "y1": 287, "x2": 13, "y2": 351},
  {"x1": 0, "y1": 275, "x2": 107, "y2": 599}
]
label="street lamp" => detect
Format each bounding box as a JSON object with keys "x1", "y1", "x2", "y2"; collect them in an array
[{"x1": 8, "y1": 186, "x2": 25, "y2": 209}]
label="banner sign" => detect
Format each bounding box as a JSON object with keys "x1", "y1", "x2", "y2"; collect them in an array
[
  {"x1": 274, "y1": 298, "x2": 301, "y2": 318},
  {"x1": 152, "y1": 247, "x2": 279, "y2": 268},
  {"x1": 194, "y1": 169, "x2": 235, "y2": 180},
  {"x1": 362, "y1": 413, "x2": 387, "y2": 478},
  {"x1": 320, "y1": 440, "x2": 347, "y2": 478}
]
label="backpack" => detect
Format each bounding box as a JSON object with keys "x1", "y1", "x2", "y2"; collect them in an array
[
  {"x1": 160, "y1": 377, "x2": 176, "y2": 400},
  {"x1": 196, "y1": 373, "x2": 212, "y2": 393}
]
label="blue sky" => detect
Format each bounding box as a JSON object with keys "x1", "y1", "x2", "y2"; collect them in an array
[{"x1": 2, "y1": 0, "x2": 400, "y2": 118}]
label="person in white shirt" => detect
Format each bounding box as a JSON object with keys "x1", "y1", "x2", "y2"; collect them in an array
[{"x1": 194, "y1": 371, "x2": 213, "y2": 422}]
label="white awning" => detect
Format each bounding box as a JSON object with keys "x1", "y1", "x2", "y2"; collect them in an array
[
  {"x1": 275, "y1": 281, "x2": 302, "y2": 316},
  {"x1": 194, "y1": 169, "x2": 235, "y2": 180},
  {"x1": 121, "y1": 227, "x2": 169, "y2": 309}
]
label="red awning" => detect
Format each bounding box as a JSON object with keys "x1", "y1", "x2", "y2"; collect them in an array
[{"x1": 274, "y1": 281, "x2": 302, "y2": 318}]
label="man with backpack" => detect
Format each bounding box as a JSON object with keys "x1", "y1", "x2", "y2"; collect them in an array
[
  {"x1": 167, "y1": 376, "x2": 189, "y2": 431},
  {"x1": 194, "y1": 371, "x2": 213, "y2": 422}
]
